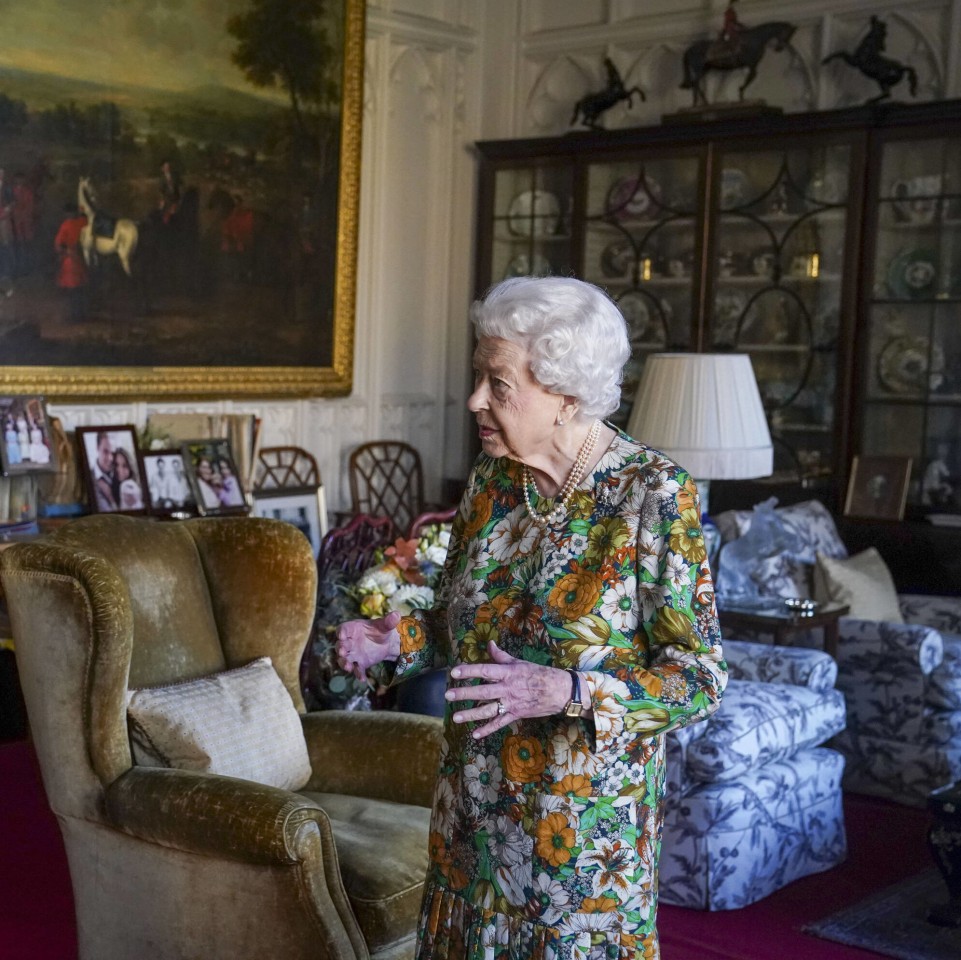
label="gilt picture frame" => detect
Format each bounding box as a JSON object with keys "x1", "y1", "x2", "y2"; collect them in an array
[{"x1": 0, "y1": 0, "x2": 363, "y2": 400}]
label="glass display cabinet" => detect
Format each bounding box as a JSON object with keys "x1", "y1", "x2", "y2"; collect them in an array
[
  {"x1": 860, "y1": 126, "x2": 961, "y2": 520},
  {"x1": 475, "y1": 113, "x2": 866, "y2": 498},
  {"x1": 474, "y1": 100, "x2": 961, "y2": 521}
]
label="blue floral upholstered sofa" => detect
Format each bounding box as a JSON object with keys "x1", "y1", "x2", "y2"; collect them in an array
[
  {"x1": 660, "y1": 639, "x2": 847, "y2": 910},
  {"x1": 711, "y1": 498, "x2": 961, "y2": 808}
]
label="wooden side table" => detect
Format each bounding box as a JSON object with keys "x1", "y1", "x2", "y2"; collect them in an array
[{"x1": 718, "y1": 602, "x2": 850, "y2": 659}]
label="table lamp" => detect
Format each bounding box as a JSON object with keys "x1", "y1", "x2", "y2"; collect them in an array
[{"x1": 626, "y1": 353, "x2": 773, "y2": 517}]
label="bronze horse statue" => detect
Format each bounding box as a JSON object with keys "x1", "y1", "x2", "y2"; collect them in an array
[
  {"x1": 571, "y1": 58, "x2": 646, "y2": 129},
  {"x1": 822, "y1": 16, "x2": 917, "y2": 103},
  {"x1": 681, "y1": 21, "x2": 796, "y2": 106}
]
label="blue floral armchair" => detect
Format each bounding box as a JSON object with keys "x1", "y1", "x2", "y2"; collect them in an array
[
  {"x1": 661, "y1": 639, "x2": 847, "y2": 910},
  {"x1": 713, "y1": 499, "x2": 961, "y2": 807}
]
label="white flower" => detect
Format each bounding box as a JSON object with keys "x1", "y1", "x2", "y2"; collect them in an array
[
  {"x1": 430, "y1": 778, "x2": 456, "y2": 836},
  {"x1": 576, "y1": 836, "x2": 636, "y2": 898},
  {"x1": 356, "y1": 568, "x2": 400, "y2": 597},
  {"x1": 549, "y1": 724, "x2": 600, "y2": 779},
  {"x1": 600, "y1": 577, "x2": 637, "y2": 633},
  {"x1": 663, "y1": 552, "x2": 690, "y2": 592},
  {"x1": 637, "y1": 529, "x2": 661, "y2": 579},
  {"x1": 637, "y1": 581, "x2": 665, "y2": 621},
  {"x1": 388, "y1": 583, "x2": 435, "y2": 614},
  {"x1": 532, "y1": 871, "x2": 571, "y2": 925},
  {"x1": 464, "y1": 754, "x2": 503, "y2": 805},
  {"x1": 495, "y1": 862, "x2": 531, "y2": 907},
  {"x1": 488, "y1": 814, "x2": 531, "y2": 868},
  {"x1": 488, "y1": 510, "x2": 537, "y2": 563},
  {"x1": 424, "y1": 544, "x2": 448, "y2": 566}
]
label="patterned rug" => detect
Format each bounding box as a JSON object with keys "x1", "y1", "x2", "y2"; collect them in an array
[{"x1": 804, "y1": 870, "x2": 961, "y2": 960}]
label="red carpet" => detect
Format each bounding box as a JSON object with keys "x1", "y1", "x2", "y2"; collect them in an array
[{"x1": 0, "y1": 737, "x2": 934, "y2": 960}]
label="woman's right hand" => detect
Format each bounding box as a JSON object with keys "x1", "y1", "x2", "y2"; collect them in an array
[{"x1": 335, "y1": 610, "x2": 402, "y2": 680}]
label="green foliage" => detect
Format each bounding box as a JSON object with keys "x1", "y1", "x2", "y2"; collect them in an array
[{"x1": 0, "y1": 93, "x2": 28, "y2": 132}]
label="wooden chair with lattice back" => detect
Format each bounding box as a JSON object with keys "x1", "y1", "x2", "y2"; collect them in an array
[
  {"x1": 348, "y1": 441, "x2": 427, "y2": 537},
  {"x1": 253, "y1": 446, "x2": 328, "y2": 539}
]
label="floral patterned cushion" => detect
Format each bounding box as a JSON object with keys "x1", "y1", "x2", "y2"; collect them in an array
[{"x1": 685, "y1": 679, "x2": 847, "y2": 784}]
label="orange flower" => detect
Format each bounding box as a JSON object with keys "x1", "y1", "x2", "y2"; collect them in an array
[
  {"x1": 398, "y1": 616, "x2": 426, "y2": 654},
  {"x1": 637, "y1": 671, "x2": 664, "y2": 699},
  {"x1": 548, "y1": 569, "x2": 603, "y2": 621},
  {"x1": 463, "y1": 492, "x2": 494, "y2": 540},
  {"x1": 534, "y1": 811, "x2": 576, "y2": 866},
  {"x1": 580, "y1": 895, "x2": 619, "y2": 914},
  {"x1": 501, "y1": 734, "x2": 547, "y2": 783},
  {"x1": 550, "y1": 774, "x2": 592, "y2": 797},
  {"x1": 428, "y1": 831, "x2": 449, "y2": 867},
  {"x1": 676, "y1": 476, "x2": 699, "y2": 513}
]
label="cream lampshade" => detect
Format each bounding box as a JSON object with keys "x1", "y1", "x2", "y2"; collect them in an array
[{"x1": 626, "y1": 353, "x2": 773, "y2": 515}]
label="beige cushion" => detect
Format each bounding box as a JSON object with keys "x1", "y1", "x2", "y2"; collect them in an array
[
  {"x1": 813, "y1": 547, "x2": 903, "y2": 623},
  {"x1": 128, "y1": 657, "x2": 311, "y2": 790}
]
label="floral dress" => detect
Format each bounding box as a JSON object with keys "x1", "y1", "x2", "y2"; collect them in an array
[{"x1": 393, "y1": 429, "x2": 727, "y2": 960}]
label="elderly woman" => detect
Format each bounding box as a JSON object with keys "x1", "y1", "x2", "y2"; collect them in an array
[{"x1": 337, "y1": 275, "x2": 726, "y2": 959}]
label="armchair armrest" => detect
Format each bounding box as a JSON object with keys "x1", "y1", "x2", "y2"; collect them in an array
[
  {"x1": 105, "y1": 766, "x2": 331, "y2": 866},
  {"x1": 724, "y1": 638, "x2": 837, "y2": 692},
  {"x1": 836, "y1": 618, "x2": 943, "y2": 741},
  {"x1": 302, "y1": 709, "x2": 443, "y2": 807},
  {"x1": 899, "y1": 594, "x2": 961, "y2": 635}
]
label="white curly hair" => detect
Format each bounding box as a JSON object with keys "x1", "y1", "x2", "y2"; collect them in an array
[{"x1": 470, "y1": 276, "x2": 630, "y2": 419}]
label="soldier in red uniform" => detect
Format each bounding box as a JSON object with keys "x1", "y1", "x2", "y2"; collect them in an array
[
  {"x1": 720, "y1": 0, "x2": 742, "y2": 43},
  {"x1": 54, "y1": 203, "x2": 89, "y2": 322}
]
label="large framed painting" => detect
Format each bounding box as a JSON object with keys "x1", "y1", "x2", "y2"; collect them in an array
[{"x1": 0, "y1": 0, "x2": 363, "y2": 400}]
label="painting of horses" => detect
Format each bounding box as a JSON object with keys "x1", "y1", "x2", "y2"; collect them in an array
[{"x1": 0, "y1": 0, "x2": 362, "y2": 399}]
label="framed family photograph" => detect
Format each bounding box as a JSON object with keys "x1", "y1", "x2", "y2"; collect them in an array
[
  {"x1": 844, "y1": 455, "x2": 913, "y2": 521},
  {"x1": 0, "y1": 396, "x2": 57, "y2": 475},
  {"x1": 142, "y1": 450, "x2": 197, "y2": 518},
  {"x1": 76, "y1": 425, "x2": 147, "y2": 515},
  {"x1": 0, "y1": 0, "x2": 363, "y2": 401},
  {"x1": 181, "y1": 439, "x2": 248, "y2": 517},
  {"x1": 252, "y1": 486, "x2": 328, "y2": 557}
]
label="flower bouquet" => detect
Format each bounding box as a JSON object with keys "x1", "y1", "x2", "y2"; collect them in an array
[{"x1": 307, "y1": 524, "x2": 451, "y2": 710}]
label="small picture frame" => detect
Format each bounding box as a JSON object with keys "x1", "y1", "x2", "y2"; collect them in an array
[
  {"x1": 76, "y1": 425, "x2": 148, "y2": 515},
  {"x1": 0, "y1": 396, "x2": 58, "y2": 476},
  {"x1": 142, "y1": 449, "x2": 198, "y2": 518},
  {"x1": 181, "y1": 439, "x2": 249, "y2": 517},
  {"x1": 252, "y1": 486, "x2": 328, "y2": 557},
  {"x1": 844, "y1": 455, "x2": 913, "y2": 521}
]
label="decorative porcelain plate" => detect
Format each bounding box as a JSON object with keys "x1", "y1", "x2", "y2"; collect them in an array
[
  {"x1": 877, "y1": 334, "x2": 945, "y2": 393},
  {"x1": 720, "y1": 168, "x2": 750, "y2": 209},
  {"x1": 616, "y1": 291, "x2": 652, "y2": 342},
  {"x1": 503, "y1": 253, "x2": 551, "y2": 278},
  {"x1": 600, "y1": 239, "x2": 635, "y2": 278},
  {"x1": 606, "y1": 174, "x2": 661, "y2": 219},
  {"x1": 886, "y1": 248, "x2": 938, "y2": 299},
  {"x1": 506, "y1": 190, "x2": 562, "y2": 238}
]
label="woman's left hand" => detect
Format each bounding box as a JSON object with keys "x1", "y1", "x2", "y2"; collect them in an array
[{"x1": 446, "y1": 640, "x2": 575, "y2": 739}]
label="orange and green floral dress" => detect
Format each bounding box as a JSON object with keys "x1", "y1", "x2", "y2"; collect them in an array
[{"x1": 394, "y1": 430, "x2": 726, "y2": 960}]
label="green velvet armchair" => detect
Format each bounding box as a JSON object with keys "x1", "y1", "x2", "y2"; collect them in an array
[{"x1": 0, "y1": 515, "x2": 442, "y2": 960}]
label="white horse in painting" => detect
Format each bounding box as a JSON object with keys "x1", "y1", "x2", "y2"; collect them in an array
[{"x1": 77, "y1": 177, "x2": 139, "y2": 277}]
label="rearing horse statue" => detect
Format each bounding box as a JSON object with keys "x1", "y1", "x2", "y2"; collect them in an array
[
  {"x1": 571, "y1": 58, "x2": 646, "y2": 129},
  {"x1": 822, "y1": 16, "x2": 917, "y2": 103},
  {"x1": 77, "y1": 177, "x2": 139, "y2": 277},
  {"x1": 680, "y1": 21, "x2": 796, "y2": 106}
]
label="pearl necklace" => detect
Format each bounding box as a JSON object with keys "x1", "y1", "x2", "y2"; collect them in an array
[{"x1": 522, "y1": 420, "x2": 601, "y2": 528}]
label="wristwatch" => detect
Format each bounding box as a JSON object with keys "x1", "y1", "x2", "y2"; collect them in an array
[{"x1": 564, "y1": 670, "x2": 583, "y2": 718}]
